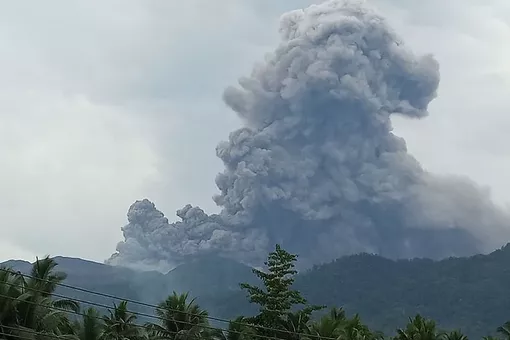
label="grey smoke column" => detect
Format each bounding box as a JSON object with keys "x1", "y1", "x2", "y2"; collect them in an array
[{"x1": 107, "y1": 0, "x2": 510, "y2": 271}]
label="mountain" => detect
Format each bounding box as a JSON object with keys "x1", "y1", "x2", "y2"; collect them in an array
[
  {"x1": 164, "y1": 255, "x2": 256, "y2": 295},
  {"x1": 0, "y1": 254, "x2": 254, "y2": 320},
  {"x1": 203, "y1": 245, "x2": 510, "y2": 338},
  {"x1": 295, "y1": 248, "x2": 510, "y2": 338},
  {"x1": 1, "y1": 256, "x2": 162, "y2": 318},
  {"x1": 1, "y1": 259, "x2": 32, "y2": 273},
  {"x1": 4, "y1": 245, "x2": 510, "y2": 337}
]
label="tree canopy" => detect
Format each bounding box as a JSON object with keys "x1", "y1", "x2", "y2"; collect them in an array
[{"x1": 1, "y1": 246, "x2": 510, "y2": 340}]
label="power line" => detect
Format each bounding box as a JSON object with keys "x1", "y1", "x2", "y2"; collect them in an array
[
  {"x1": 0, "y1": 278, "x2": 182, "y2": 326},
  {"x1": 0, "y1": 290, "x2": 323, "y2": 340},
  {"x1": 0, "y1": 267, "x2": 334, "y2": 340},
  {"x1": 0, "y1": 266, "x2": 234, "y2": 323},
  {"x1": 0, "y1": 289, "x2": 216, "y2": 333},
  {"x1": 0, "y1": 325, "x2": 69, "y2": 340},
  {"x1": 0, "y1": 292, "x2": 259, "y2": 340},
  {"x1": 0, "y1": 330, "x2": 62, "y2": 340}
]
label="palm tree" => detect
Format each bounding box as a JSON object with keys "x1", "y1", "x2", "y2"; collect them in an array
[
  {"x1": 483, "y1": 336, "x2": 500, "y2": 340},
  {"x1": 222, "y1": 316, "x2": 256, "y2": 340},
  {"x1": 1, "y1": 258, "x2": 79, "y2": 340},
  {"x1": 17, "y1": 256, "x2": 79, "y2": 331},
  {"x1": 75, "y1": 308, "x2": 103, "y2": 340},
  {"x1": 146, "y1": 292, "x2": 209, "y2": 340},
  {"x1": 0, "y1": 267, "x2": 24, "y2": 336},
  {"x1": 101, "y1": 301, "x2": 141, "y2": 340},
  {"x1": 306, "y1": 307, "x2": 383, "y2": 340},
  {"x1": 307, "y1": 308, "x2": 346, "y2": 340},
  {"x1": 18, "y1": 296, "x2": 78, "y2": 340},
  {"x1": 443, "y1": 330, "x2": 468, "y2": 340},
  {"x1": 498, "y1": 322, "x2": 510, "y2": 340},
  {"x1": 395, "y1": 315, "x2": 442, "y2": 340},
  {"x1": 328, "y1": 308, "x2": 346, "y2": 322},
  {"x1": 278, "y1": 310, "x2": 313, "y2": 340},
  {"x1": 340, "y1": 314, "x2": 382, "y2": 340},
  {"x1": 25, "y1": 257, "x2": 67, "y2": 296}
]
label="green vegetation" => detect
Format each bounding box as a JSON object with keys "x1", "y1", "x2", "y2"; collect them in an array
[{"x1": 1, "y1": 246, "x2": 510, "y2": 340}]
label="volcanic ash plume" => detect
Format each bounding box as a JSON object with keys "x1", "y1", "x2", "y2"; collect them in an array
[{"x1": 107, "y1": 0, "x2": 510, "y2": 272}]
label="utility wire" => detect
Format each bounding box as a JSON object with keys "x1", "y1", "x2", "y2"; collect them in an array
[
  {"x1": 1, "y1": 267, "x2": 241, "y2": 324},
  {"x1": 0, "y1": 290, "x2": 222, "y2": 335},
  {"x1": 0, "y1": 325, "x2": 74, "y2": 340},
  {"x1": 0, "y1": 330, "x2": 62, "y2": 340},
  {"x1": 0, "y1": 291, "x2": 323, "y2": 340},
  {"x1": 0, "y1": 278, "x2": 189, "y2": 327},
  {"x1": 0, "y1": 267, "x2": 333, "y2": 340}
]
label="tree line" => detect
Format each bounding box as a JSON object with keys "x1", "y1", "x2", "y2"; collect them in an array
[{"x1": 1, "y1": 245, "x2": 510, "y2": 340}]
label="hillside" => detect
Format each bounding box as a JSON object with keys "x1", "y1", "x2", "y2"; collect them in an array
[
  {"x1": 179, "y1": 245, "x2": 510, "y2": 338},
  {"x1": 295, "y1": 247, "x2": 510, "y2": 338},
  {"x1": 0, "y1": 255, "x2": 255, "y2": 320},
  {"x1": 4, "y1": 246, "x2": 510, "y2": 337},
  {"x1": 164, "y1": 255, "x2": 256, "y2": 295},
  {"x1": 1, "y1": 257, "x2": 163, "y2": 317}
]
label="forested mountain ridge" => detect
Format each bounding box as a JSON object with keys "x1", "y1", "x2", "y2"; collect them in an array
[
  {"x1": 3, "y1": 244, "x2": 510, "y2": 338},
  {"x1": 296, "y1": 245, "x2": 510, "y2": 338},
  {"x1": 0, "y1": 255, "x2": 256, "y2": 320},
  {"x1": 196, "y1": 244, "x2": 510, "y2": 338}
]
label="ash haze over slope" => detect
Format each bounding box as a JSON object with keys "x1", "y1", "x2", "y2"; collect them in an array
[{"x1": 107, "y1": 0, "x2": 510, "y2": 272}]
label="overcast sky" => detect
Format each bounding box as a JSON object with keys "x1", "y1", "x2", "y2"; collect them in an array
[{"x1": 1, "y1": 0, "x2": 509, "y2": 263}]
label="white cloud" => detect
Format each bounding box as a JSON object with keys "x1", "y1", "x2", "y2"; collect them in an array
[
  {"x1": 0, "y1": 89, "x2": 161, "y2": 261},
  {"x1": 1, "y1": 0, "x2": 510, "y2": 262},
  {"x1": 0, "y1": 239, "x2": 36, "y2": 263}
]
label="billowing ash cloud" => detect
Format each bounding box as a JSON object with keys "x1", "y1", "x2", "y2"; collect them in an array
[{"x1": 107, "y1": 0, "x2": 510, "y2": 272}]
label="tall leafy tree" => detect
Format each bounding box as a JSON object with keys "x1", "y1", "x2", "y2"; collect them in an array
[{"x1": 240, "y1": 244, "x2": 323, "y2": 337}]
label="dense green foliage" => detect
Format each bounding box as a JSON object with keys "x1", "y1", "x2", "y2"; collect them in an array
[
  {"x1": 293, "y1": 246, "x2": 510, "y2": 338},
  {"x1": 2, "y1": 246, "x2": 510, "y2": 340},
  {"x1": 198, "y1": 245, "x2": 510, "y2": 339},
  {"x1": 239, "y1": 244, "x2": 323, "y2": 338}
]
